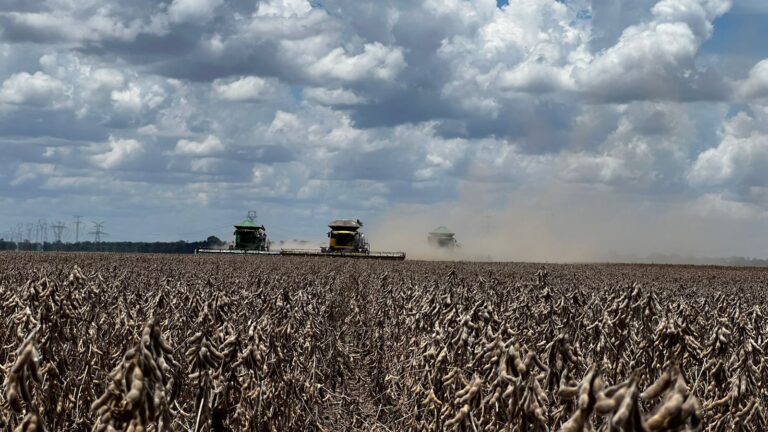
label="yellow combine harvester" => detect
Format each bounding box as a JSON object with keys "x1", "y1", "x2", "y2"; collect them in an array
[{"x1": 281, "y1": 219, "x2": 406, "y2": 260}]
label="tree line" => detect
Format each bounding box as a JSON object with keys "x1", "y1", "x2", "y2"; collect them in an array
[{"x1": 0, "y1": 236, "x2": 224, "y2": 254}]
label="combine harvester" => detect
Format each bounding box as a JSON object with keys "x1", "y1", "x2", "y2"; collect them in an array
[
  {"x1": 196, "y1": 215, "x2": 405, "y2": 260},
  {"x1": 281, "y1": 219, "x2": 406, "y2": 260},
  {"x1": 428, "y1": 226, "x2": 460, "y2": 250},
  {"x1": 196, "y1": 212, "x2": 278, "y2": 255}
]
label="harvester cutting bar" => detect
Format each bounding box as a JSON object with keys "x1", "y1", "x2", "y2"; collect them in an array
[
  {"x1": 195, "y1": 248, "x2": 279, "y2": 255},
  {"x1": 280, "y1": 249, "x2": 406, "y2": 260}
]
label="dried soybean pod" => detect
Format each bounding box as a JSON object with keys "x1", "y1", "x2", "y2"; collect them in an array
[
  {"x1": 646, "y1": 393, "x2": 684, "y2": 430},
  {"x1": 611, "y1": 385, "x2": 636, "y2": 428},
  {"x1": 577, "y1": 369, "x2": 594, "y2": 410},
  {"x1": 681, "y1": 395, "x2": 702, "y2": 418},
  {"x1": 126, "y1": 366, "x2": 144, "y2": 406},
  {"x1": 560, "y1": 409, "x2": 585, "y2": 432},
  {"x1": 8, "y1": 386, "x2": 23, "y2": 412},
  {"x1": 641, "y1": 370, "x2": 671, "y2": 400},
  {"x1": 444, "y1": 404, "x2": 470, "y2": 428},
  {"x1": 91, "y1": 390, "x2": 113, "y2": 412},
  {"x1": 422, "y1": 389, "x2": 443, "y2": 407},
  {"x1": 558, "y1": 385, "x2": 579, "y2": 399},
  {"x1": 594, "y1": 394, "x2": 617, "y2": 415},
  {"x1": 11, "y1": 345, "x2": 33, "y2": 375}
]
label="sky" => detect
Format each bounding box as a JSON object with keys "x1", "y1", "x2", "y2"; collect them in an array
[{"x1": 1, "y1": 0, "x2": 768, "y2": 260}]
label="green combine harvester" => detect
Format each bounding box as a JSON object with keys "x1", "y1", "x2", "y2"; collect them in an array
[{"x1": 195, "y1": 211, "x2": 278, "y2": 255}]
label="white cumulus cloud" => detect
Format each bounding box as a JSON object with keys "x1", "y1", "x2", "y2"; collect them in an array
[
  {"x1": 689, "y1": 111, "x2": 768, "y2": 188},
  {"x1": 256, "y1": 0, "x2": 312, "y2": 18},
  {"x1": 0, "y1": 71, "x2": 70, "y2": 108},
  {"x1": 736, "y1": 59, "x2": 768, "y2": 101},
  {"x1": 173, "y1": 135, "x2": 225, "y2": 156},
  {"x1": 91, "y1": 137, "x2": 144, "y2": 169},
  {"x1": 212, "y1": 76, "x2": 270, "y2": 102},
  {"x1": 308, "y1": 42, "x2": 406, "y2": 82},
  {"x1": 168, "y1": 0, "x2": 224, "y2": 24}
]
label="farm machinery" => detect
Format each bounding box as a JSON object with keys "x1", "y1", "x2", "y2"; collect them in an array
[
  {"x1": 281, "y1": 219, "x2": 406, "y2": 260},
  {"x1": 195, "y1": 212, "x2": 278, "y2": 256},
  {"x1": 428, "y1": 226, "x2": 459, "y2": 249},
  {"x1": 196, "y1": 216, "x2": 405, "y2": 260}
]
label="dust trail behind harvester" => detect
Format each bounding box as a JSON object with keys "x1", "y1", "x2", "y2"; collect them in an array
[{"x1": 368, "y1": 183, "x2": 768, "y2": 263}]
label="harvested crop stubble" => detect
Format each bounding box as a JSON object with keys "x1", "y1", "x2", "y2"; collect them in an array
[{"x1": 2, "y1": 253, "x2": 768, "y2": 430}]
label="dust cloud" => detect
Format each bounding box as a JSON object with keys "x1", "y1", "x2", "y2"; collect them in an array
[{"x1": 367, "y1": 183, "x2": 768, "y2": 263}]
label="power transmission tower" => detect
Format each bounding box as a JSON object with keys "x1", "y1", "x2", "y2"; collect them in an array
[
  {"x1": 73, "y1": 215, "x2": 84, "y2": 243},
  {"x1": 16, "y1": 223, "x2": 23, "y2": 243},
  {"x1": 90, "y1": 221, "x2": 108, "y2": 243},
  {"x1": 51, "y1": 222, "x2": 67, "y2": 243},
  {"x1": 26, "y1": 223, "x2": 34, "y2": 243},
  {"x1": 38, "y1": 219, "x2": 48, "y2": 244}
]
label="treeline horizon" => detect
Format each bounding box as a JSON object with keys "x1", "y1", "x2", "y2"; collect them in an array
[{"x1": 0, "y1": 235, "x2": 224, "y2": 254}]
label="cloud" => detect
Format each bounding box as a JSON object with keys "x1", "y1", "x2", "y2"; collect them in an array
[
  {"x1": 11, "y1": 163, "x2": 55, "y2": 186},
  {"x1": 574, "y1": 0, "x2": 732, "y2": 102},
  {"x1": 0, "y1": 8, "x2": 161, "y2": 45},
  {"x1": 735, "y1": 59, "x2": 768, "y2": 100},
  {"x1": 91, "y1": 136, "x2": 144, "y2": 169},
  {"x1": 499, "y1": 62, "x2": 575, "y2": 93},
  {"x1": 173, "y1": 135, "x2": 225, "y2": 156},
  {"x1": 212, "y1": 76, "x2": 271, "y2": 102},
  {"x1": 168, "y1": 0, "x2": 223, "y2": 24},
  {"x1": 111, "y1": 84, "x2": 144, "y2": 113},
  {"x1": 688, "y1": 111, "x2": 768, "y2": 188},
  {"x1": 304, "y1": 87, "x2": 366, "y2": 105},
  {"x1": 0, "y1": 71, "x2": 70, "y2": 108},
  {"x1": 306, "y1": 42, "x2": 406, "y2": 82},
  {"x1": 256, "y1": 0, "x2": 312, "y2": 18}
]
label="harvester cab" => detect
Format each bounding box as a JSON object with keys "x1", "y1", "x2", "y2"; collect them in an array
[{"x1": 323, "y1": 219, "x2": 369, "y2": 253}]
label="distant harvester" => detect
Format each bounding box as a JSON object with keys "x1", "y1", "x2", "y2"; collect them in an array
[
  {"x1": 428, "y1": 226, "x2": 459, "y2": 249},
  {"x1": 232, "y1": 211, "x2": 270, "y2": 251}
]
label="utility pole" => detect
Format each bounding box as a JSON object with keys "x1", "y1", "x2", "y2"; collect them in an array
[
  {"x1": 90, "y1": 221, "x2": 108, "y2": 243},
  {"x1": 73, "y1": 215, "x2": 84, "y2": 243}
]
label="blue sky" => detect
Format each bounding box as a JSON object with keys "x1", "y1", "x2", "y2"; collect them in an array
[{"x1": 1, "y1": 0, "x2": 768, "y2": 260}]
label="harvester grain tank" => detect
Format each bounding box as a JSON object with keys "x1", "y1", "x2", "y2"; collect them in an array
[
  {"x1": 428, "y1": 226, "x2": 459, "y2": 249},
  {"x1": 281, "y1": 219, "x2": 405, "y2": 260}
]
